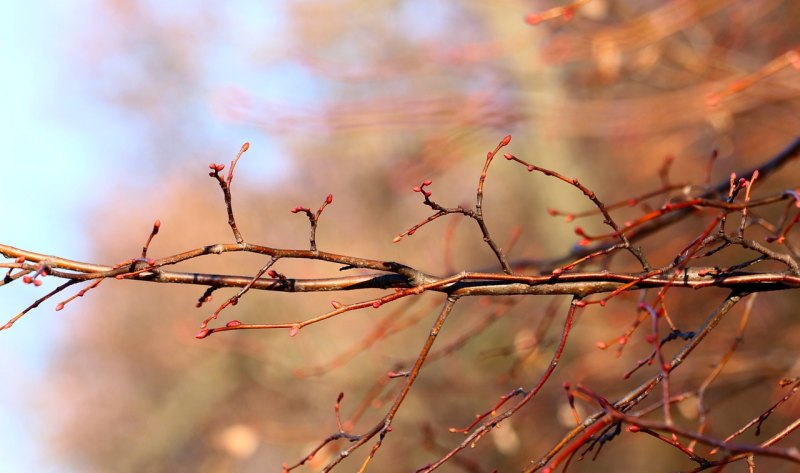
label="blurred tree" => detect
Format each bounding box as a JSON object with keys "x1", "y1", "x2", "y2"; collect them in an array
[{"x1": 3, "y1": 1, "x2": 800, "y2": 472}]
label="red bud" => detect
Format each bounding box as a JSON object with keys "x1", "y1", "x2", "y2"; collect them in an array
[
  {"x1": 525, "y1": 14, "x2": 542, "y2": 25},
  {"x1": 195, "y1": 329, "x2": 211, "y2": 339}
]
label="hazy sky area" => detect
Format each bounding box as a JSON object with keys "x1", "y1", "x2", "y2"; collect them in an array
[
  {"x1": 3, "y1": 3, "x2": 96, "y2": 471},
  {"x1": 1, "y1": 2, "x2": 302, "y2": 471}
]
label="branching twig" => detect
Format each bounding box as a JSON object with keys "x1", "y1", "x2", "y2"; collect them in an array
[
  {"x1": 292, "y1": 194, "x2": 334, "y2": 252},
  {"x1": 395, "y1": 136, "x2": 514, "y2": 273},
  {"x1": 209, "y1": 142, "x2": 250, "y2": 244},
  {"x1": 503, "y1": 152, "x2": 650, "y2": 271},
  {"x1": 418, "y1": 296, "x2": 581, "y2": 472},
  {"x1": 321, "y1": 296, "x2": 459, "y2": 472}
]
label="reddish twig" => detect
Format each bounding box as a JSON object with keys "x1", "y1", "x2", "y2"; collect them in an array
[
  {"x1": 418, "y1": 296, "x2": 580, "y2": 472},
  {"x1": 1, "y1": 279, "x2": 79, "y2": 331},
  {"x1": 291, "y1": 194, "x2": 334, "y2": 252},
  {"x1": 395, "y1": 136, "x2": 514, "y2": 273},
  {"x1": 141, "y1": 219, "x2": 161, "y2": 258},
  {"x1": 504, "y1": 152, "x2": 650, "y2": 271},
  {"x1": 524, "y1": 0, "x2": 590, "y2": 26},
  {"x1": 321, "y1": 296, "x2": 460, "y2": 471},
  {"x1": 209, "y1": 142, "x2": 250, "y2": 244}
]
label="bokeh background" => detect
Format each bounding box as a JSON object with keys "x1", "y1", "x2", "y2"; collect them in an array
[{"x1": 3, "y1": 1, "x2": 799, "y2": 472}]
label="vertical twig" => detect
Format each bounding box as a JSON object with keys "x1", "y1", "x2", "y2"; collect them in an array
[
  {"x1": 475, "y1": 135, "x2": 513, "y2": 274},
  {"x1": 209, "y1": 142, "x2": 250, "y2": 244},
  {"x1": 323, "y1": 296, "x2": 459, "y2": 472}
]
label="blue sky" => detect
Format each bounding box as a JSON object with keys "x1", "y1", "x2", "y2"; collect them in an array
[
  {"x1": 2, "y1": 3, "x2": 89, "y2": 471},
  {"x1": 0, "y1": 2, "x2": 309, "y2": 471}
]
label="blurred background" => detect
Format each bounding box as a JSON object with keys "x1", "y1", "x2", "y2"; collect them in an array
[{"x1": 2, "y1": 1, "x2": 799, "y2": 472}]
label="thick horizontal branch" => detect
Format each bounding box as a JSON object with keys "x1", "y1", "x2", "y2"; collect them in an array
[
  {"x1": 0, "y1": 242, "x2": 434, "y2": 286},
  {"x1": 2, "y1": 244, "x2": 798, "y2": 298}
]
